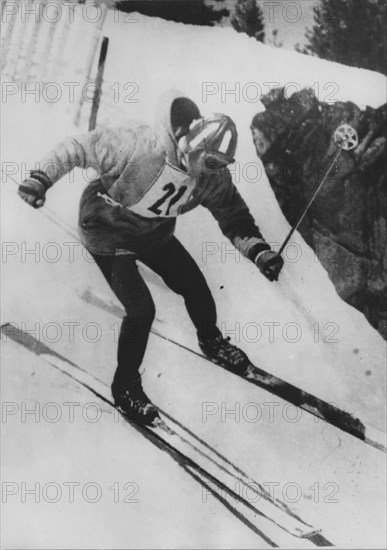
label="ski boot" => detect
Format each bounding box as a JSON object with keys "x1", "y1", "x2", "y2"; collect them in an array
[
  {"x1": 199, "y1": 328, "x2": 252, "y2": 376},
  {"x1": 111, "y1": 373, "x2": 159, "y2": 425}
]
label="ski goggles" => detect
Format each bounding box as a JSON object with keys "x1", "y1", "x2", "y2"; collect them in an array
[{"x1": 177, "y1": 136, "x2": 231, "y2": 171}]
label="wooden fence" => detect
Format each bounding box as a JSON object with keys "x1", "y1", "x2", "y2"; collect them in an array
[{"x1": 1, "y1": 0, "x2": 108, "y2": 127}]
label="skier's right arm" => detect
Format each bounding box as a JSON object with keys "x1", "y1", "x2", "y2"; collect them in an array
[{"x1": 18, "y1": 127, "x2": 133, "y2": 208}]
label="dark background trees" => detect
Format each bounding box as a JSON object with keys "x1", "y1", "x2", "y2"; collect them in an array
[
  {"x1": 302, "y1": 0, "x2": 386, "y2": 75},
  {"x1": 116, "y1": 0, "x2": 228, "y2": 26},
  {"x1": 230, "y1": 0, "x2": 265, "y2": 42}
]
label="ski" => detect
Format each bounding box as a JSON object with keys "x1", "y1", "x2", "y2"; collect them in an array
[
  {"x1": 2, "y1": 323, "x2": 332, "y2": 547},
  {"x1": 79, "y1": 288, "x2": 385, "y2": 452}
]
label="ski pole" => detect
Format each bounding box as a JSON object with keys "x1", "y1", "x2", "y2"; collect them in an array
[
  {"x1": 278, "y1": 124, "x2": 358, "y2": 256},
  {"x1": 89, "y1": 36, "x2": 109, "y2": 132}
]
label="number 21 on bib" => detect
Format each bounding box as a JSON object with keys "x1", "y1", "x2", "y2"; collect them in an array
[{"x1": 128, "y1": 163, "x2": 196, "y2": 218}]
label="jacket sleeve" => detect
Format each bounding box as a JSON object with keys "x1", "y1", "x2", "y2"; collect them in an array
[
  {"x1": 31, "y1": 127, "x2": 134, "y2": 186},
  {"x1": 201, "y1": 168, "x2": 271, "y2": 262}
]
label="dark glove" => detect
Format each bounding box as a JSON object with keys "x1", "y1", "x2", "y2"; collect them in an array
[
  {"x1": 255, "y1": 250, "x2": 284, "y2": 281},
  {"x1": 18, "y1": 171, "x2": 51, "y2": 208}
]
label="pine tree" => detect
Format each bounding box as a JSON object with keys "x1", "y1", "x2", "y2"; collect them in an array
[
  {"x1": 116, "y1": 0, "x2": 229, "y2": 26},
  {"x1": 266, "y1": 29, "x2": 283, "y2": 48},
  {"x1": 231, "y1": 0, "x2": 265, "y2": 42},
  {"x1": 302, "y1": 0, "x2": 386, "y2": 75}
]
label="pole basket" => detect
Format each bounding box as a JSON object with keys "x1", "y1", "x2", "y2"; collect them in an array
[{"x1": 334, "y1": 124, "x2": 359, "y2": 150}]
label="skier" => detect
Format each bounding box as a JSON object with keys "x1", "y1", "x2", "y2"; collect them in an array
[{"x1": 18, "y1": 90, "x2": 284, "y2": 424}]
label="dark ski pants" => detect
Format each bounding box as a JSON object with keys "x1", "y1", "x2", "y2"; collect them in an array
[{"x1": 92, "y1": 237, "x2": 217, "y2": 384}]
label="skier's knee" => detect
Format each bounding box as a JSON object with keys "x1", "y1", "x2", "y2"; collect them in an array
[{"x1": 124, "y1": 300, "x2": 155, "y2": 329}]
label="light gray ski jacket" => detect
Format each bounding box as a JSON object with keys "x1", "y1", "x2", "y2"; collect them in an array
[{"x1": 35, "y1": 90, "x2": 270, "y2": 259}]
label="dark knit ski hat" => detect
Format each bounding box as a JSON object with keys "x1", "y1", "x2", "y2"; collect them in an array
[{"x1": 171, "y1": 97, "x2": 201, "y2": 134}]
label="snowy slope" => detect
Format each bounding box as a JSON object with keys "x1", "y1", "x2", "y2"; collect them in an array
[{"x1": 2, "y1": 8, "x2": 387, "y2": 549}]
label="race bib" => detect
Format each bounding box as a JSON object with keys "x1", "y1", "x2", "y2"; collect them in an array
[{"x1": 128, "y1": 162, "x2": 196, "y2": 218}]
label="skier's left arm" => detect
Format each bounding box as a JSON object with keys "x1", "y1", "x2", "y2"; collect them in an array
[{"x1": 201, "y1": 169, "x2": 284, "y2": 281}]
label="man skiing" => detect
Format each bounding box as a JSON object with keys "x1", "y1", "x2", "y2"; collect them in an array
[{"x1": 18, "y1": 89, "x2": 284, "y2": 424}]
